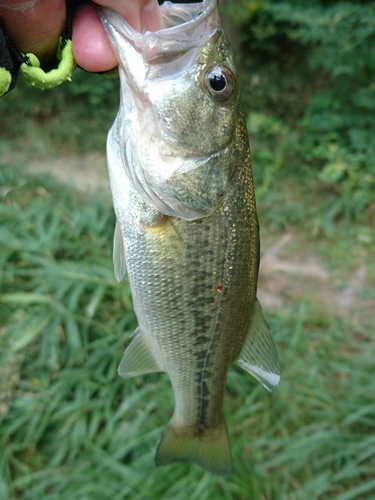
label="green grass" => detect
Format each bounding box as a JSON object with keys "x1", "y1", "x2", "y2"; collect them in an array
[{"x1": 1, "y1": 164, "x2": 375, "y2": 500}]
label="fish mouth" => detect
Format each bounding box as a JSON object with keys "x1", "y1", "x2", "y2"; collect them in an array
[{"x1": 100, "y1": 0, "x2": 219, "y2": 65}]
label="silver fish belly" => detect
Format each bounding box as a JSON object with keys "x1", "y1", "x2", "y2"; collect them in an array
[{"x1": 101, "y1": 0, "x2": 280, "y2": 476}]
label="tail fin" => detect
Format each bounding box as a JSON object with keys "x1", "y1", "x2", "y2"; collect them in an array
[{"x1": 155, "y1": 415, "x2": 232, "y2": 476}]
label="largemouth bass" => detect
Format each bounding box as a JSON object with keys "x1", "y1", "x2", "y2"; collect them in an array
[{"x1": 100, "y1": 0, "x2": 280, "y2": 476}]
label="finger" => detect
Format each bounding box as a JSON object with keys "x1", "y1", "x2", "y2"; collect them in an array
[
  {"x1": 94, "y1": 0, "x2": 162, "y2": 33},
  {"x1": 72, "y1": 2, "x2": 116, "y2": 73},
  {"x1": 73, "y1": 0, "x2": 163, "y2": 73},
  {"x1": 0, "y1": 0, "x2": 65, "y2": 64}
]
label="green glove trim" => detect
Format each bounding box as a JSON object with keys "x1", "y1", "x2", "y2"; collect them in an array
[
  {"x1": 20, "y1": 38, "x2": 76, "y2": 90},
  {"x1": 0, "y1": 67, "x2": 12, "y2": 96}
]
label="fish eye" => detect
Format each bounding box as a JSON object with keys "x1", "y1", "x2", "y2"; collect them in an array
[{"x1": 204, "y1": 65, "x2": 235, "y2": 102}]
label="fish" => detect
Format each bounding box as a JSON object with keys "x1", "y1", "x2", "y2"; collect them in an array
[{"x1": 100, "y1": 0, "x2": 280, "y2": 476}]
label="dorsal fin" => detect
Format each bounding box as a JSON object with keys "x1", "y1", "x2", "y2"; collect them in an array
[
  {"x1": 118, "y1": 328, "x2": 164, "y2": 378},
  {"x1": 113, "y1": 219, "x2": 127, "y2": 283},
  {"x1": 236, "y1": 299, "x2": 280, "y2": 391}
]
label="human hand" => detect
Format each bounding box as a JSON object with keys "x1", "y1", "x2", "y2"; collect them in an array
[
  {"x1": 0, "y1": 0, "x2": 162, "y2": 72},
  {"x1": 73, "y1": 0, "x2": 162, "y2": 72}
]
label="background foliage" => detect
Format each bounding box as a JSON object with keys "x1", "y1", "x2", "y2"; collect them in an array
[
  {"x1": 221, "y1": 0, "x2": 375, "y2": 224},
  {"x1": 2, "y1": 0, "x2": 374, "y2": 226},
  {"x1": 1, "y1": 0, "x2": 375, "y2": 498}
]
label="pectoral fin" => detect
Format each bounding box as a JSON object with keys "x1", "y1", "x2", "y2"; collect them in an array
[
  {"x1": 142, "y1": 214, "x2": 185, "y2": 263},
  {"x1": 118, "y1": 328, "x2": 164, "y2": 378},
  {"x1": 236, "y1": 299, "x2": 280, "y2": 391},
  {"x1": 113, "y1": 219, "x2": 127, "y2": 283}
]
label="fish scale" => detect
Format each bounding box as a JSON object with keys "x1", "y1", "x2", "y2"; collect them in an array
[{"x1": 101, "y1": 0, "x2": 280, "y2": 476}]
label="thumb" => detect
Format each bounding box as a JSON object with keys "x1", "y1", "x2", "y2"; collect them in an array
[{"x1": 0, "y1": 0, "x2": 66, "y2": 66}]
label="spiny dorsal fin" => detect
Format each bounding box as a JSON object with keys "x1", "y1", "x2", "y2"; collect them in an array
[
  {"x1": 236, "y1": 299, "x2": 280, "y2": 391},
  {"x1": 113, "y1": 219, "x2": 126, "y2": 283},
  {"x1": 118, "y1": 328, "x2": 164, "y2": 378}
]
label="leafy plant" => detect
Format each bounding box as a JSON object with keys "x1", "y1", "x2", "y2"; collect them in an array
[
  {"x1": 0, "y1": 70, "x2": 119, "y2": 156},
  {"x1": 221, "y1": 0, "x2": 375, "y2": 223}
]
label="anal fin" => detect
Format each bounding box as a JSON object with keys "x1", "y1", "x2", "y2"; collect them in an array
[
  {"x1": 118, "y1": 328, "x2": 163, "y2": 378},
  {"x1": 113, "y1": 219, "x2": 126, "y2": 283},
  {"x1": 236, "y1": 298, "x2": 280, "y2": 391}
]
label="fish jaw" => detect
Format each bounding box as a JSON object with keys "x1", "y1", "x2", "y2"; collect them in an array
[{"x1": 100, "y1": 2, "x2": 218, "y2": 76}]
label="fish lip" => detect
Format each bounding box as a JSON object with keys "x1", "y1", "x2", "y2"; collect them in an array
[
  {"x1": 100, "y1": 0, "x2": 219, "y2": 62},
  {"x1": 101, "y1": 0, "x2": 216, "y2": 37}
]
